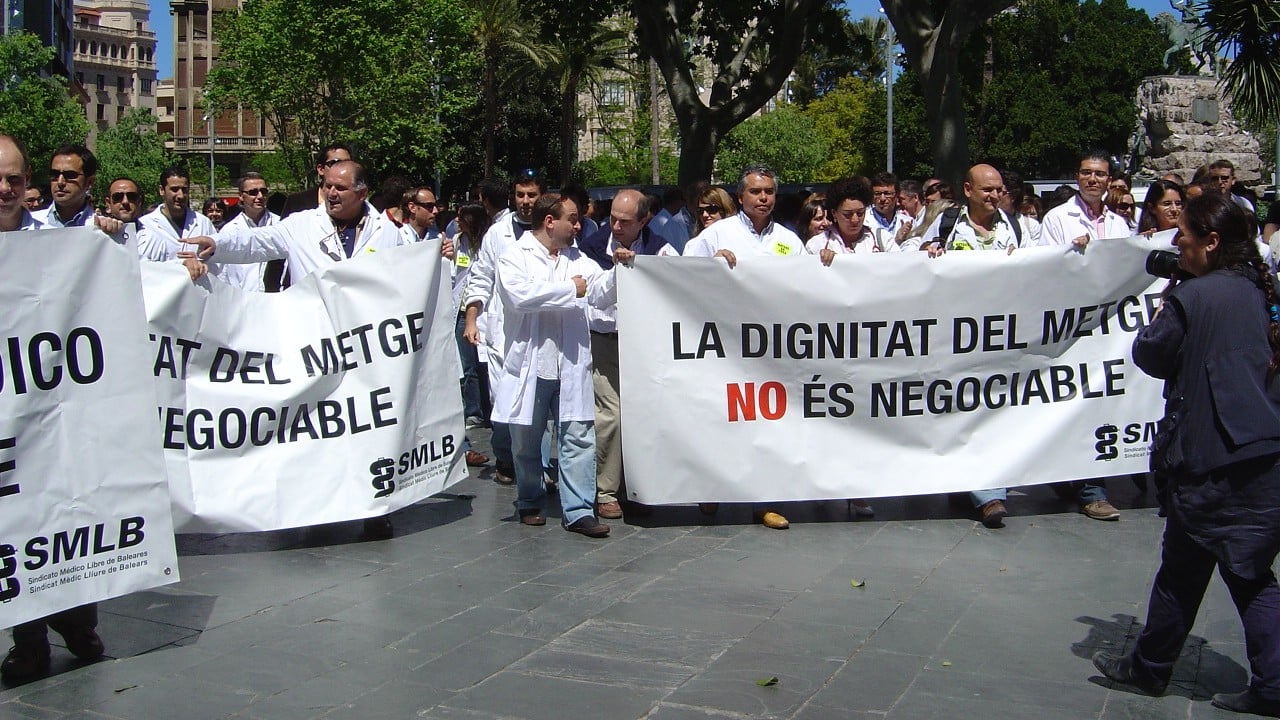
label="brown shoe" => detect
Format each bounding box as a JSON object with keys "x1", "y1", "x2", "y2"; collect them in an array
[
  {"x1": 518, "y1": 509, "x2": 546, "y2": 526},
  {"x1": 565, "y1": 516, "x2": 610, "y2": 537},
  {"x1": 465, "y1": 450, "x2": 488, "y2": 467},
  {"x1": 979, "y1": 500, "x2": 1007, "y2": 528},
  {"x1": 1081, "y1": 499, "x2": 1120, "y2": 521},
  {"x1": 493, "y1": 467, "x2": 515, "y2": 485},
  {"x1": 597, "y1": 501, "x2": 623, "y2": 519},
  {"x1": 754, "y1": 510, "x2": 789, "y2": 529}
]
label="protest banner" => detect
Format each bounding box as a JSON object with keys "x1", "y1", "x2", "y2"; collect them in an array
[
  {"x1": 617, "y1": 236, "x2": 1169, "y2": 504},
  {"x1": 0, "y1": 228, "x2": 179, "y2": 629},
  {"x1": 143, "y1": 241, "x2": 467, "y2": 533}
]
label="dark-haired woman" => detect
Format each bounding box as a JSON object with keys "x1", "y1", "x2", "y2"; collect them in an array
[
  {"x1": 1137, "y1": 179, "x2": 1185, "y2": 242},
  {"x1": 1092, "y1": 193, "x2": 1280, "y2": 717}
]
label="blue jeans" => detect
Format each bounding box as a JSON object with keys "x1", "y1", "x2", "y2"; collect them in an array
[
  {"x1": 455, "y1": 313, "x2": 483, "y2": 420},
  {"x1": 970, "y1": 488, "x2": 1007, "y2": 508},
  {"x1": 510, "y1": 378, "x2": 596, "y2": 526}
]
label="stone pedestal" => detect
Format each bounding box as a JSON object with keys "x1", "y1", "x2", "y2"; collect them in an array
[{"x1": 1134, "y1": 75, "x2": 1262, "y2": 185}]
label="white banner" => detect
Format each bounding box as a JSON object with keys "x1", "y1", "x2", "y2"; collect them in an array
[
  {"x1": 618, "y1": 236, "x2": 1170, "y2": 504},
  {"x1": 0, "y1": 229, "x2": 179, "y2": 630},
  {"x1": 143, "y1": 242, "x2": 467, "y2": 533}
]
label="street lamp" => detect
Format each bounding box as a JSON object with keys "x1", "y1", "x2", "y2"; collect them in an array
[
  {"x1": 202, "y1": 110, "x2": 215, "y2": 198},
  {"x1": 881, "y1": 8, "x2": 895, "y2": 174}
]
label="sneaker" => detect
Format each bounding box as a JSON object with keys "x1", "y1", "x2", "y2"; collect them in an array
[
  {"x1": 565, "y1": 516, "x2": 610, "y2": 538},
  {"x1": 1211, "y1": 689, "x2": 1280, "y2": 717},
  {"x1": 753, "y1": 510, "x2": 789, "y2": 529},
  {"x1": 1081, "y1": 499, "x2": 1120, "y2": 521},
  {"x1": 1092, "y1": 651, "x2": 1167, "y2": 696},
  {"x1": 0, "y1": 641, "x2": 50, "y2": 683},
  {"x1": 597, "y1": 501, "x2": 623, "y2": 519},
  {"x1": 979, "y1": 499, "x2": 1007, "y2": 529}
]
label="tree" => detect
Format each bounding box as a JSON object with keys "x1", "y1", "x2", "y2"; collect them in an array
[
  {"x1": 245, "y1": 151, "x2": 298, "y2": 190},
  {"x1": 804, "y1": 76, "x2": 883, "y2": 180},
  {"x1": 716, "y1": 106, "x2": 826, "y2": 182},
  {"x1": 472, "y1": 0, "x2": 559, "y2": 177},
  {"x1": 0, "y1": 33, "x2": 90, "y2": 180},
  {"x1": 631, "y1": 0, "x2": 831, "y2": 186},
  {"x1": 546, "y1": 20, "x2": 630, "y2": 183},
  {"x1": 1201, "y1": 0, "x2": 1280, "y2": 126},
  {"x1": 880, "y1": 0, "x2": 1016, "y2": 183},
  {"x1": 208, "y1": 0, "x2": 477, "y2": 186},
  {"x1": 93, "y1": 108, "x2": 177, "y2": 200},
  {"x1": 791, "y1": 13, "x2": 891, "y2": 107}
]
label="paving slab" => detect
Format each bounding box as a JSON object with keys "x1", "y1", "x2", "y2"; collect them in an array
[{"x1": 1, "y1": 428, "x2": 1273, "y2": 719}]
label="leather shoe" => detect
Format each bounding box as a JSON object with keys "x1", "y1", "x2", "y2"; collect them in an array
[
  {"x1": 1091, "y1": 651, "x2": 1167, "y2": 696},
  {"x1": 362, "y1": 516, "x2": 393, "y2": 539},
  {"x1": 1081, "y1": 499, "x2": 1120, "y2": 521},
  {"x1": 979, "y1": 500, "x2": 1007, "y2": 529},
  {"x1": 1, "y1": 641, "x2": 50, "y2": 683},
  {"x1": 565, "y1": 516, "x2": 610, "y2": 538},
  {"x1": 518, "y1": 509, "x2": 546, "y2": 526},
  {"x1": 698, "y1": 503, "x2": 719, "y2": 515},
  {"x1": 848, "y1": 499, "x2": 875, "y2": 517},
  {"x1": 1212, "y1": 690, "x2": 1280, "y2": 717},
  {"x1": 493, "y1": 466, "x2": 515, "y2": 485},
  {"x1": 49, "y1": 623, "x2": 104, "y2": 660},
  {"x1": 754, "y1": 510, "x2": 789, "y2": 529},
  {"x1": 597, "y1": 501, "x2": 623, "y2": 519},
  {"x1": 465, "y1": 450, "x2": 488, "y2": 467}
]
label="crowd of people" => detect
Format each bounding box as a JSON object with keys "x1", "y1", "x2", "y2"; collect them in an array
[{"x1": 5, "y1": 133, "x2": 1280, "y2": 711}]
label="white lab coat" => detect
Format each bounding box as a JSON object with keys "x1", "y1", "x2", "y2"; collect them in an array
[
  {"x1": 212, "y1": 202, "x2": 406, "y2": 279},
  {"x1": 491, "y1": 233, "x2": 616, "y2": 426},
  {"x1": 216, "y1": 209, "x2": 280, "y2": 292},
  {"x1": 137, "y1": 206, "x2": 247, "y2": 283},
  {"x1": 462, "y1": 209, "x2": 520, "y2": 367},
  {"x1": 1039, "y1": 196, "x2": 1133, "y2": 246}
]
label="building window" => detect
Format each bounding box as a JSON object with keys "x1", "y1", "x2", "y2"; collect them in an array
[
  {"x1": 89, "y1": 41, "x2": 97, "y2": 55},
  {"x1": 110, "y1": 44, "x2": 118, "y2": 59},
  {"x1": 74, "y1": 71, "x2": 83, "y2": 86},
  {"x1": 117, "y1": 76, "x2": 125, "y2": 93},
  {"x1": 95, "y1": 74, "x2": 105, "y2": 91},
  {"x1": 96, "y1": 104, "x2": 104, "y2": 121},
  {"x1": 602, "y1": 81, "x2": 627, "y2": 108},
  {"x1": 141, "y1": 78, "x2": 153, "y2": 93}
]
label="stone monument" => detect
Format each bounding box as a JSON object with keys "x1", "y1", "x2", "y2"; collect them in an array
[{"x1": 1132, "y1": 76, "x2": 1263, "y2": 185}]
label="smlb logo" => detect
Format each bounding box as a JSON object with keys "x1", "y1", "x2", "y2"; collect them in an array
[
  {"x1": 370, "y1": 457, "x2": 395, "y2": 498},
  {"x1": 1094, "y1": 424, "x2": 1119, "y2": 461}
]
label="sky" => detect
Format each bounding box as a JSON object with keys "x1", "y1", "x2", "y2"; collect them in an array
[{"x1": 146, "y1": 0, "x2": 1178, "y2": 81}]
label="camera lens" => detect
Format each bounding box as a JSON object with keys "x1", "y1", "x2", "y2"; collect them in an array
[{"x1": 1146, "y1": 250, "x2": 1187, "y2": 280}]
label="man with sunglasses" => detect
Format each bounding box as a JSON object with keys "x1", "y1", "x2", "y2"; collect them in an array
[
  {"x1": 32, "y1": 144, "x2": 121, "y2": 235},
  {"x1": 185, "y1": 159, "x2": 452, "y2": 539},
  {"x1": 104, "y1": 178, "x2": 143, "y2": 223},
  {"x1": 214, "y1": 172, "x2": 278, "y2": 291},
  {"x1": 269, "y1": 143, "x2": 356, "y2": 291},
  {"x1": 399, "y1": 187, "x2": 440, "y2": 244}
]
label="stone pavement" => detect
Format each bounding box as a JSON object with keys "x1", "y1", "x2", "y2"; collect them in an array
[{"x1": 0, "y1": 430, "x2": 1265, "y2": 719}]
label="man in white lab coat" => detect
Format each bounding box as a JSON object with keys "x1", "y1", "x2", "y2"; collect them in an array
[{"x1": 493, "y1": 192, "x2": 627, "y2": 538}]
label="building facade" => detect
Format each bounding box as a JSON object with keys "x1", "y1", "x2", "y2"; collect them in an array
[
  {"x1": 72, "y1": 0, "x2": 157, "y2": 144},
  {"x1": 170, "y1": 0, "x2": 276, "y2": 195},
  {"x1": 5, "y1": 0, "x2": 77, "y2": 77}
]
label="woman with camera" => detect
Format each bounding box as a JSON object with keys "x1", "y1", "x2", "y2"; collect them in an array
[{"x1": 1092, "y1": 193, "x2": 1280, "y2": 716}]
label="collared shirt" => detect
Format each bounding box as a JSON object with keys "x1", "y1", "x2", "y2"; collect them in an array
[
  {"x1": 7, "y1": 209, "x2": 44, "y2": 231},
  {"x1": 1039, "y1": 195, "x2": 1132, "y2": 246},
  {"x1": 922, "y1": 206, "x2": 1019, "y2": 252},
  {"x1": 684, "y1": 211, "x2": 803, "y2": 258},
  {"x1": 805, "y1": 227, "x2": 879, "y2": 255},
  {"x1": 217, "y1": 209, "x2": 280, "y2": 291},
  {"x1": 33, "y1": 200, "x2": 95, "y2": 228},
  {"x1": 587, "y1": 233, "x2": 677, "y2": 334},
  {"x1": 868, "y1": 208, "x2": 912, "y2": 252}
]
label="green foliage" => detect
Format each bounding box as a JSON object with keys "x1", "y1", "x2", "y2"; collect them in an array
[
  {"x1": 208, "y1": 0, "x2": 479, "y2": 186},
  {"x1": 791, "y1": 13, "x2": 890, "y2": 107},
  {"x1": 93, "y1": 108, "x2": 177, "y2": 201},
  {"x1": 192, "y1": 164, "x2": 233, "y2": 199},
  {"x1": 715, "y1": 105, "x2": 826, "y2": 183},
  {"x1": 1201, "y1": 0, "x2": 1280, "y2": 125},
  {"x1": 804, "y1": 76, "x2": 881, "y2": 179},
  {"x1": 244, "y1": 151, "x2": 298, "y2": 191},
  {"x1": 0, "y1": 33, "x2": 90, "y2": 180}
]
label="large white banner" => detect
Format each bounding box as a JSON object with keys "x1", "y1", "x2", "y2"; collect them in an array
[
  {"x1": 143, "y1": 242, "x2": 467, "y2": 533},
  {"x1": 618, "y1": 236, "x2": 1170, "y2": 504},
  {"x1": 0, "y1": 229, "x2": 179, "y2": 630}
]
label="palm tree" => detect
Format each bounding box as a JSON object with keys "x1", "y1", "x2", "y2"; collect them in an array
[
  {"x1": 471, "y1": 0, "x2": 559, "y2": 176},
  {"x1": 1200, "y1": 0, "x2": 1280, "y2": 126},
  {"x1": 548, "y1": 19, "x2": 632, "y2": 180}
]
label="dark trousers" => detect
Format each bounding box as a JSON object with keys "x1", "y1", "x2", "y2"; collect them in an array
[
  {"x1": 13, "y1": 603, "x2": 98, "y2": 648},
  {"x1": 1131, "y1": 516, "x2": 1280, "y2": 699}
]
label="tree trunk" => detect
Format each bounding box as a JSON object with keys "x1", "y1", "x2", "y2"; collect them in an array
[
  {"x1": 484, "y1": 50, "x2": 499, "y2": 178},
  {"x1": 676, "y1": 116, "x2": 719, "y2": 187},
  {"x1": 918, "y1": 42, "x2": 970, "y2": 186},
  {"x1": 559, "y1": 70, "x2": 580, "y2": 183}
]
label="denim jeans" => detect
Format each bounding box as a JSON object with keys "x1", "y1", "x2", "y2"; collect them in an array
[
  {"x1": 454, "y1": 312, "x2": 483, "y2": 420},
  {"x1": 509, "y1": 378, "x2": 596, "y2": 526},
  {"x1": 970, "y1": 487, "x2": 1007, "y2": 508}
]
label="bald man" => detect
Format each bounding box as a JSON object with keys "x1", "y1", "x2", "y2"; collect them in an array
[{"x1": 578, "y1": 189, "x2": 678, "y2": 519}]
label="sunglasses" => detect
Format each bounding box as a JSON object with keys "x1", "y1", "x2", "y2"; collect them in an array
[
  {"x1": 698, "y1": 205, "x2": 719, "y2": 214},
  {"x1": 110, "y1": 191, "x2": 140, "y2": 203},
  {"x1": 51, "y1": 170, "x2": 83, "y2": 182},
  {"x1": 320, "y1": 158, "x2": 346, "y2": 168},
  {"x1": 241, "y1": 187, "x2": 267, "y2": 196},
  {"x1": 1116, "y1": 203, "x2": 1133, "y2": 210},
  {"x1": 413, "y1": 200, "x2": 437, "y2": 210}
]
